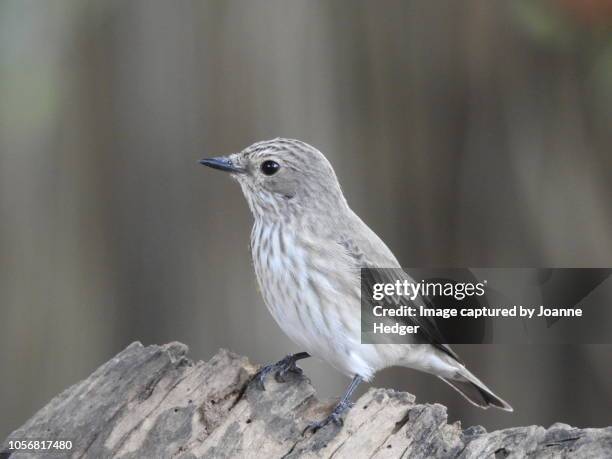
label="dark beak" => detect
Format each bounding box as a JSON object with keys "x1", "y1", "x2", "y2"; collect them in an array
[{"x1": 198, "y1": 156, "x2": 245, "y2": 174}]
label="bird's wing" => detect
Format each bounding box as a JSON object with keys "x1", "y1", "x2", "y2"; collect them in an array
[
  {"x1": 338, "y1": 212, "x2": 460, "y2": 362},
  {"x1": 359, "y1": 266, "x2": 460, "y2": 362}
]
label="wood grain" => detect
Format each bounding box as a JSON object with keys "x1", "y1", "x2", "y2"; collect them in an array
[{"x1": 3, "y1": 342, "x2": 610, "y2": 458}]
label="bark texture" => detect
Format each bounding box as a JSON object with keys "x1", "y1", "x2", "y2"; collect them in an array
[{"x1": 2, "y1": 342, "x2": 611, "y2": 458}]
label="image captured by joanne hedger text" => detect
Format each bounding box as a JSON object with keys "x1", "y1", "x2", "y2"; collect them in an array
[{"x1": 361, "y1": 268, "x2": 612, "y2": 344}]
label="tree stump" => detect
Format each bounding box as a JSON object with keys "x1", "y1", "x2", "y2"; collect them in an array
[{"x1": 2, "y1": 342, "x2": 611, "y2": 458}]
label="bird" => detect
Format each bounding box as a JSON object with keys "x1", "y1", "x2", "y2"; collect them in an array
[{"x1": 199, "y1": 138, "x2": 512, "y2": 431}]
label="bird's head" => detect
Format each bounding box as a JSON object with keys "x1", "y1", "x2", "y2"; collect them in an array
[{"x1": 200, "y1": 138, "x2": 347, "y2": 220}]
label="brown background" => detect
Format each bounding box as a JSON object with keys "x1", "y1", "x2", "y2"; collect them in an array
[{"x1": 1, "y1": 0, "x2": 611, "y2": 440}]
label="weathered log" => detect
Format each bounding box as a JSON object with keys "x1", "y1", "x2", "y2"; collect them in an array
[{"x1": 2, "y1": 342, "x2": 611, "y2": 458}]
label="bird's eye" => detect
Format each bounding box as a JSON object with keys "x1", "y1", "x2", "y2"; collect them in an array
[{"x1": 260, "y1": 160, "x2": 280, "y2": 176}]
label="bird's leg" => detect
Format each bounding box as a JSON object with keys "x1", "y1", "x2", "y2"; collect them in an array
[
  {"x1": 303, "y1": 375, "x2": 363, "y2": 434},
  {"x1": 251, "y1": 352, "x2": 310, "y2": 390}
]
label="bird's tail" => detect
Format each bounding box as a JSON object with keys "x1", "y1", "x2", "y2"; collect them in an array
[{"x1": 440, "y1": 368, "x2": 513, "y2": 412}]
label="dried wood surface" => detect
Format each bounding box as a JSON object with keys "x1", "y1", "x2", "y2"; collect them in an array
[{"x1": 2, "y1": 342, "x2": 611, "y2": 458}]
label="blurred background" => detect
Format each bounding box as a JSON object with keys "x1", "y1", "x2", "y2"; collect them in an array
[{"x1": 1, "y1": 0, "x2": 611, "y2": 440}]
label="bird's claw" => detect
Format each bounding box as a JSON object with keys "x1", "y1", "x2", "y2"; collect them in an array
[
  {"x1": 252, "y1": 366, "x2": 273, "y2": 391},
  {"x1": 302, "y1": 413, "x2": 343, "y2": 434},
  {"x1": 250, "y1": 355, "x2": 303, "y2": 390},
  {"x1": 275, "y1": 363, "x2": 303, "y2": 382},
  {"x1": 302, "y1": 400, "x2": 354, "y2": 435}
]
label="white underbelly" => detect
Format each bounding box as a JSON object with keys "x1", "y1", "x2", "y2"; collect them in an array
[
  {"x1": 251, "y1": 223, "x2": 386, "y2": 379},
  {"x1": 261, "y1": 269, "x2": 348, "y2": 361}
]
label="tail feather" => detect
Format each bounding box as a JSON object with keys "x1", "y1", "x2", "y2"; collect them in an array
[{"x1": 440, "y1": 371, "x2": 513, "y2": 412}]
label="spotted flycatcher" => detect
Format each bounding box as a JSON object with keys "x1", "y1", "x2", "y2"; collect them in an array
[{"x1": 200, "y1": 138, "x2": 512, "y2": 431}]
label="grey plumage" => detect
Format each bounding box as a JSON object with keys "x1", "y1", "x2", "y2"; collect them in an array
[{"x1": 200, "y1": 138, "x2": 512, "y2": 425}]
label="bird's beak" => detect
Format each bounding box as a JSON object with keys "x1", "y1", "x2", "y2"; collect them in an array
[{"x1": 198, "y1": 156, "x2": 246, "y2": 174}]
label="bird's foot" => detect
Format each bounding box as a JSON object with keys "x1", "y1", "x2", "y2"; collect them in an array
[
  {"x1": 303, "y1": 399, "x2": 354, "y2": 434},
  {"x1": 251, "y1": 354, "x2": 304, "y2": 390}
]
